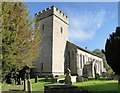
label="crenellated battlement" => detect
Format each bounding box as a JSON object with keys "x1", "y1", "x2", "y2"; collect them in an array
[{"x1": 35, "y1": 5, "x2": 68, "y2": 24}]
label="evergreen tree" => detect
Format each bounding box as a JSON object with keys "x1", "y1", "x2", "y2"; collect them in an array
[
  {"x1": 2, "y1": 2, "x2": 41, "y2": 79},
  {"x1": 104, "y1": 27, "x2": 120, "y2": 84}
]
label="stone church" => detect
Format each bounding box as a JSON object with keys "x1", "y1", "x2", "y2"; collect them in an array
[{"x1": 33, "y1": 5, "x2": 105, "y2": 77}]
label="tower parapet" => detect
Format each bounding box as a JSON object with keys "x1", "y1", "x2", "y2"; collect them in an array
[{"x1": 35, "y1": 5, "x2": 68, "y2": 24}]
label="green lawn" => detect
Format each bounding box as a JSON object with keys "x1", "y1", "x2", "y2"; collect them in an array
[
  {"x1": 2, "y1": 78, "x2": 120, "y2": 92},
  {"x1": 73, "y1": 80, "x2": 120, "y2": 92},
  {"x1": 2, "y1": 78, "x2": 50, "y2": 92}
]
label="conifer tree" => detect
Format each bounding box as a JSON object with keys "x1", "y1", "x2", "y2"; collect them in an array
[
  {"x1": 2, "y1": 2, "x2": 41, "y2": 79},
  {"x1": 104, "y1": 27, "x2": 120, "y2": 85}
]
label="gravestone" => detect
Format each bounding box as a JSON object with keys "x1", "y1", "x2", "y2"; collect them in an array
[
  {"x1": 35, "y1": 76, "x2": 38, "y2": 83},
  {"x1": 28, "y1": 79, "x2": 32, "y2": 93},
  {"x1": 44, "y1": 69, "x2": 78, "y2": 93},
  {"x1": 65, "y1": 68, "x2": 72, "y2": 85},
  {"x1": 45, "y1": 76, "x2": 48, "y2": 81},
  {"x1": 83, "y1": 65, "x2": 88, "y2": 81},
  {"x1": 51, "y1": 76, "x2": 57, "y2": 83},
  {"x1": 95, "y1": 73, "x2": 100, "y2": 80},
  {"x1": 24, "y1": 79, "x2": 27, "y2": 91},
  {"x1": 18, "y1": 78, "x2": 22, "y2": 85},
  {"x1": 6, "y1": 77, "x2": 12, "y2": 84},
  {"x1": 76, "y1": 76, "x2": 84, "y2": 82}
]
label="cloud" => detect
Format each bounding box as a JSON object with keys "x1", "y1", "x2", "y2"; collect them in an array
[{"x1": 68, "y1": 9, "x2": 106, "y2": 41}]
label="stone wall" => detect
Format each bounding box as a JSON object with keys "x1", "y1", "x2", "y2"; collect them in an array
[
  {"x1": 34, "y1": 5, "x2": 68, "y2": 76},
  {"x1": 65, "y1": 41, "x2": 104, "y2": 77},
  {"x1": 65, "y1": 41, "x2": 78, "y2": 75},
  {"x1": 52, "y1": 14, "x2": 68, "y2": 76}
]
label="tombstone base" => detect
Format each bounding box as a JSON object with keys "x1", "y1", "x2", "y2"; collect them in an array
[{"x1": 44, "y1": 85, "x2": 78, "y2": 93}]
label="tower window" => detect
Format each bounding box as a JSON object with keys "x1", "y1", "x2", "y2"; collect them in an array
[
  {"x1": 42, "y1": 25, "x2": 44, "y2": 30},
  {"x1": 60, "y1": 27, "x2": 63, "y2": 33}
]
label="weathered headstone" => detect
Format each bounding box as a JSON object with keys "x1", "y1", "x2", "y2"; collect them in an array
[
  {"x1": 51, "y1": 76, "x2": 57, "y2": 83},
  {"x1": 95, "y1": 73, "x2": 100, "y2": 80},
  {"x1": 65, "y1": 68, "x2": 72, "y2": 85},
  {"x1": 18, "y1": 78, "x2": 22, "y2": 85},
  {"x1": 28, "y1": 73, "x2": 30, "y2": 79},
  {"x1": 11, "y1": 78, "x2": 14, "y2": 84},
  {"x1": 6, "y1": 77, "x2": 12, "y2": 84},
  {"x1": 76, "y1": 76, "x2": 84, "y2": 82},
  {"x1": 14, "y1": 76, "x2": 17, "y2": 84},
  {"x1": 28, "y1": 79, "x2": 32, "y2": 93},
  {"x1": 83, "y1": 65, "x2": 88, "y2": 81},
  {"x1": 35, "y1": 76, "x2": 38, "y2": 83},
  {"x1": 24, "y1": 79, "x2": 27, "y2": 91},
  {"x1": 45, "y1": 76, "x2": 48, "y2": 81}
]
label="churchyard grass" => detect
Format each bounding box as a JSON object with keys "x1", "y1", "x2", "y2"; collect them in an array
[
  {"x1": 2, "y1": 78, "x2": 120, "y2": 92},
  {"x1": 73, "y1": 80, "x2": 120, "y2": 92},
  {"x1": 2, "y1": 78, "x2": 59, "y2": 92},
  {"x1": 2, "y1": 78, "x2": 49, "y2": 92}
]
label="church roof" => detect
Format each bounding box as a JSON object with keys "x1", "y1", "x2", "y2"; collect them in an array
[{"x1": 67, "y1": 41, "x2": 102, "y2": 58}]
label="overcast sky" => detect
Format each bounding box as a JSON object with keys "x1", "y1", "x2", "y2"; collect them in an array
[{"x1": 26, "y1": 2, "x2": 118, "y2": 51}]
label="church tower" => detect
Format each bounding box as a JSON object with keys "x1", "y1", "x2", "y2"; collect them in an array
[{"x1": 34, "y1": 5, "x2": 68, "y2": 76}]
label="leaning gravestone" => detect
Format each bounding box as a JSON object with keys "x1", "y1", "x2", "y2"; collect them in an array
[{"x1": 65, "y1": 68, "x2": 72, "y2": 85}]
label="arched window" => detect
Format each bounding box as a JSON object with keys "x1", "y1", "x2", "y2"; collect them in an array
[
  {"x1": 83, "y1": 55, "x2": 85, "y2": 65},
  {"x1": 80, "y1": 55, "x2": 82, "y2": 69}
]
